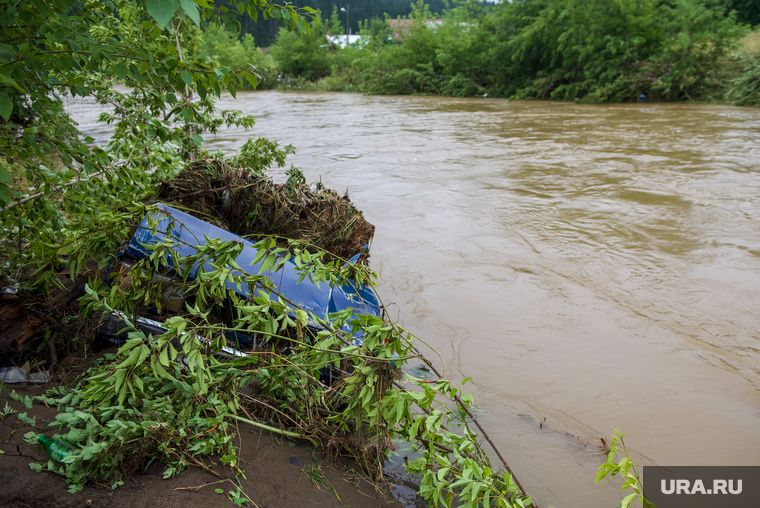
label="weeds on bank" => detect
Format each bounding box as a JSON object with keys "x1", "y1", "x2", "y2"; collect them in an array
[{"x1": 302, "y1": 463, "x2": 342, "y2": 503}]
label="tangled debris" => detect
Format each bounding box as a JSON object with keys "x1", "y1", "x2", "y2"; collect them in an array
[
  {"x1": 156, "y1": 158, "x2": 375, "y2": 262},
  {"x1": 0, "y1": 153, "x2": 541, "y2": 508},
  {"x1": 0, "y1": 270, "x2": 103, "y2": 375},
  {"x1": 1, "y1": 152, "x2": 376, "y2": 363}
]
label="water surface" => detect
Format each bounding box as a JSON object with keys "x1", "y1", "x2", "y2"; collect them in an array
[{"x1": 68, "y1": 92, "x2": 760, "y2": 507}]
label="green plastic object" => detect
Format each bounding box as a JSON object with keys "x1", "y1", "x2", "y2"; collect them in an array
[{"x1": 38, "y1": 435, "x2": 69, "y2": 462}]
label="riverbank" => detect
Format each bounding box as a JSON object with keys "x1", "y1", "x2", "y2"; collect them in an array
[
  {"x1": 205, "y1": 4, "x2": 760, "y2": 106},
  {"x1": 0, "y1": 353, "x2": 403, "y2": 508},
  {"x1": 266, "y1": 30, "x2": 760, "y2": 107}
]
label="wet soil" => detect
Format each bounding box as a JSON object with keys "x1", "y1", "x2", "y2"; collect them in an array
[{"x1": 0, "y1": 371, "x2": 402, "y2": 508}]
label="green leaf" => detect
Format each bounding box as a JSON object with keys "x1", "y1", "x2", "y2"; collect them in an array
[
  {"x1": 17, "y1": 413, "x2": 36, "y2": 426},
  {"x1": 620, "y1": 493, "x2": 637, "y2": 508},
  {"x1": 0, "y1": 164, "x2": 10, "y2": 183},
  {"x1": 0, "y1": 94, "x2": 12, "y2": 120},
  {"x1": 114, "y1": 63, "x2": 129, "y2": 79},
  {"x1": 0, "y1": 44, "x2": 14, "y2": 59},
  {"x1": 0, "y1": 70, "x2": 21, "y2": 91},
  {"x1": 0, "y1": 183, "x2": 11, "y2": 203},
  {"x1": 180, "y1": 70, "x2": 193, "y2": 85},
  {"x1": 146, "y1": 0, "x2": 179, "y2": 29},
  {"x1": 259, "y1": 253, "x2": 276, "y2": 274},
  {"x1": 191, "y1": 134, "x2": 203, "y2": 146},
  {"x1": 29, "y1": 463, "x2": 43, "y2": 472},
  {"x1": 618, "y1": 457, "x2": 631, "y2": 474},
  {"x1": 243, "y1": 72, "x2": 257, "y2": 88},
  {"x1": 178, "y1": 0, "x2": 201, "y2": 27},
  {"x1": 295, "y1": 309, "x2": 308, "y2": 327},
  {"x1": 215, "y1": 488, "x2": 224, "y2": 494}
]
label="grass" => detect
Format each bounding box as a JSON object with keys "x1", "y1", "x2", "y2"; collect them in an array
[
  {"x1": 301, "y1": 464, "x2": 343, "y2": 503},
  {"x1": 741, "y1": 31, "x2": 760, "y2": 53}
]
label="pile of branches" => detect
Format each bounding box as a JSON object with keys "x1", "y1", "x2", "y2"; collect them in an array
[
  {"x1": 3, "y1": 153, "x2": 542, "y2": 506},
  {"x1": 156, "y1": 158, "x2": 375, "y2": 262},
  {"x1": 16, "y1": 227, "x2": 536, "y2": 508}
]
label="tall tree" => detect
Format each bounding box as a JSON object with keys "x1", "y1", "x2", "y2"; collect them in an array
[{"x1": 0, "y1": 0, "x2": 312, "y2": 286}]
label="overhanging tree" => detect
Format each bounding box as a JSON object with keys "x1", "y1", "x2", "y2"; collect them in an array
[{"x1": 0, "y1": 0, "x2": 315, "y2": 287}]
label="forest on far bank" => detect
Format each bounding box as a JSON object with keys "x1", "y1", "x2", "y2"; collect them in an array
[{"x1": 202, "y1": 0, "x2": 760, "y2": 105}]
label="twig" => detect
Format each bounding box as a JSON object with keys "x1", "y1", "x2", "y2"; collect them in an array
[
  {"x1": 0, "y1": 168, "x2": 111, "y2": 213},
  {"x1": 173, "y1": 480, "x2": 225, "y2": 491},
  {"x1": 239, "y1": 393, "x2": 301, "y2": 428},
  {"x1": 182, "y1": 452, "x2": 221, "y2": 477},
  {"x1": 48, "y1": 332, "x2": 58, "y2": 379},
  {"x1": 413, "y1": 351, "x2": 538, "y2": 508},
  {"x1": 169, "y1": 185, "x2": 229, "y2": 202},
  {"x1": 231, "y1": 415, "x2": 318, "y2": 448},
  {"x1": 27, "y1": 308, "x2": 57, "y2": 326}
]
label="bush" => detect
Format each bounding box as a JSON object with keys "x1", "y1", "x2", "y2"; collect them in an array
[
  {"x1": 249, "y1": 0, "x2": 751, "y2": 104},
  {"x1": 196, "y1": 24, "x2": 279, "y2": 89},
  {"x1": 726, "y1": 52, "x2": 760, "y2": 106},
  {"x1": 492, "y1": 0, "x2": 747, "y2": 102},
  {"x1": 269, "y1": 14, "x2": 335, "y2": 81}
]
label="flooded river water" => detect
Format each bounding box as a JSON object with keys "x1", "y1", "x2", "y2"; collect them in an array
[{"x1": 69, "y1": 92, "x2": 760, "y2": 507}]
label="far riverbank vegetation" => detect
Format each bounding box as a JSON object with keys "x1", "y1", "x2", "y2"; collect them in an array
[{"x1": 202, "y1": 0, "x2": 760, "y2": 106}]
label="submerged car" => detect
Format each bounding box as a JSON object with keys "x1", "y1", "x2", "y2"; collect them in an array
[{"x1": 101, "y1": 204, "x2": 381, "y2": 353}]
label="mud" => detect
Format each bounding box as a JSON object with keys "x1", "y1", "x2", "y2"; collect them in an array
[{"x1": 0, "y1": 375, "x2": 402, "y2": 508}]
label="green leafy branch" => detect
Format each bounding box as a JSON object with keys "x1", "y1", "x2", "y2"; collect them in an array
[{"x1": 596, "y1": 428, "x2": 654, "y2": 508}]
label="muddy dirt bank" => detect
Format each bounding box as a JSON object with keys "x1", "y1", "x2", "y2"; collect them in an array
[{"x1": 0, "y1": 370, "x2": 402, "y2": 508}]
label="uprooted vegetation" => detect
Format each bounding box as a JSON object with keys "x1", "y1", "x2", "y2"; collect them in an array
[
  {"x1": 2, "y1": 158, "x2": 539, "y2": 507},
  {"x1": 156, "y1": 155, "x2": 374, "y2": 262}
]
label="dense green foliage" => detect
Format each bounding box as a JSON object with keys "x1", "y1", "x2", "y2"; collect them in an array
[
  {"x1": 195, "y1": 23, "x2": 279, "y2": 88},
  {"x1": 0, "y1": 0, "x2": 316, "y2": 279},
  {"x1": 723, "y1": 0, "x2": 759, "y2": 27},
  {"x1": 725, "y1": 51, "x2": 760, "y2": 105},
  {"x1": 218, "y1": 0, "x2": 450, "y2": 47},
  {"x1": 489, "y1": 0, "x2": 745, "y2": 102},
  {"x1": 229, "y1": 0, "x2": 760, "y2": 104},
  {"x1": 268, "y1": 12, "x2": 343, "y2": 80}
]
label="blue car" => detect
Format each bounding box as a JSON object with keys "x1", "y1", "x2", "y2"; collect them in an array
[{"x1": 102, "y1": 204, "x2": 381, "y2": 353}]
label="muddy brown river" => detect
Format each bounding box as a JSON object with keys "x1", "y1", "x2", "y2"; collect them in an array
[{"x1": 68, "y1": 92, "x2": 760, "y2": 507}]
